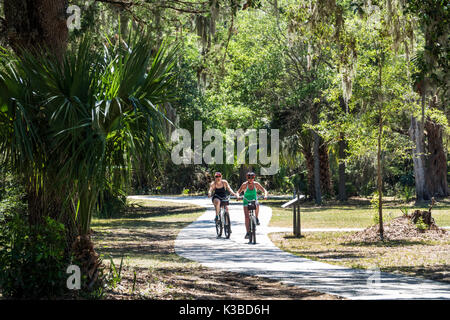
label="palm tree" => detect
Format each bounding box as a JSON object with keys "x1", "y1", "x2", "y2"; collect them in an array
[{"x1": 0, "y1": 33, "x2": 177, "y2": 289}]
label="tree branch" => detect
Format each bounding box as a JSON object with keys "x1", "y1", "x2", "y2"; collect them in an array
[
  {"x1": 93, "y1": 0, "x2": 209, "y2": 14},
  {"x1": 221, "y1": 13, "x2": 234, "y2": 71},
  {"x1": 94, "y1": 0, "x2": 134, "y2": 9},
  {"x1": 153, "y1": 4, "x2": 208, "y2": 14}
]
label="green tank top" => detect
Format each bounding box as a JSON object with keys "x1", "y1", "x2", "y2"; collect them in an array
[{"x1": 243, "y1": 184, "x2": 257, "y2": 205}]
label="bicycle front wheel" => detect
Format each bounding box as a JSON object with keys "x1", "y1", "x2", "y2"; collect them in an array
[
  {"x1": 224, "y1": 211, "x2": 231, "y2": 239},
  {"x1": 215, "y1": 212, "x2": 223, "y2": 238},
  {"x1": 249, "y1": 215, "x2": 256, "y2": 244}
]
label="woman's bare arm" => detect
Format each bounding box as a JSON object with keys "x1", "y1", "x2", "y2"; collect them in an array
[
  {"x1": 237, "y1": 182, "x2": 247, "y2": 195},
  {"x1": 255, "y1": 182, "x2": 268, "y2": 199},
  {"x1": 208, "y1": 181, "x2": 216, "y2": 197},
  {"x1": 223, "y1": 180, "x2": 237, "y2": 196}
]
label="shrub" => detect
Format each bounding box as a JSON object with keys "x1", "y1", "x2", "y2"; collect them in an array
[
  {"x1": 415, "y1": 216, "x2": 428, "y2": 232},
  {"x1": 0, "y1": 213, "x2": 68, "y2": 298},
  {"x1": 399, "y1": 185, "x2": 414, "y2": 203},
  {"x1": 0, "y1": 175, "x2": 26, "y2": 220},
  {"x1": 400, "y1": 207, "x2": 409, "y2": 217},
  {"x1": 370, "y1": 191, "x2": 380, "y2": 225},
  {"x1": 96, "y1": 188, "x2": 128, "y2": 218}
]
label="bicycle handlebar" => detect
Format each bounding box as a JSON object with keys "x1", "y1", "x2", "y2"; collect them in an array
[{"x1": 210, "y1": 195, "x2": 266, "y2": 201}]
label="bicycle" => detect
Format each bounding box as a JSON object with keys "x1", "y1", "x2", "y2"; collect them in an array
[
  {"x1": 215, "y1": 196, "x2": 231, "y2": 239},
  {"x1": 242, "y1": 196, "x2": 262, "y2": 244}
]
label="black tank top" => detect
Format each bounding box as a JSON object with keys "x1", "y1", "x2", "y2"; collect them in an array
[{"x1": 214, "y1": 184, "x2": 227, "y2": 198}]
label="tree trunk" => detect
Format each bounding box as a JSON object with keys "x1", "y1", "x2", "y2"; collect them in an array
[
  {"x1": 303, "y1": 147, "x2": 315, "y2": 199},
  {"x1": 239, "y1": 164, "x2": 252, "y2": 184},
  {"x1": 4, "y1": 0, "x2": 70, "y2": 224},
  {"x1": 377, "y1": 112, "x2": 384, "y2": 241},
  {"x1": 4, "y1": 0, "x2": 69, "y2": 60},
  {"x1": 425, "y1": 119, "x2": 449, "y2": 197},
  {"x1": 319, "y1": 141, "x2": 333, "y2": 197},
  {"x1": 338, "y1": 93, "x2": 348, "y2": 201},
  {"x1": 338, "y1": 134, "x2": 347, "y2": 201},
  {"x1": 377, "y1": 60, "x2": 384, "y2": 241},
  {"x1": 313, "y1": 131, "x2": 322, "y2": 205},
  {"x1": 409, "y1": 116, "x2": 430, "y2": 201}
]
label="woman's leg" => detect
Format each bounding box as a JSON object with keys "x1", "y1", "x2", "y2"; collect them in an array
[
  {"x1": 243, "y1": 206, "x2": 249, "y2": 233},
  {"x1": 213, "y1": 198, "x2": 220, "y2": 217},
  {"x1": 255, "y1": 204, "x2": 260, "y2": 225}
]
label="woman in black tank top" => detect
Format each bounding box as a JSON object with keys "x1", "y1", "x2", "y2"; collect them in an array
[
  {"x1": 213, "y1": 185, "x2": 227, "y2": 199},
  {"x1": 208, "y1": 172, "x2": 237, "y2": 221}
]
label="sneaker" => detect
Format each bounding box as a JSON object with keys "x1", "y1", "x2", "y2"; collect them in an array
[
  {"x1": 214, "y1": 215, "x2": 218, "y2": 223},
  {"x1": 256, "y1": 218, "x2": 260, "y2": 225},
  {"x1": 244, "y1": 232, "x2": 250, "y2": 239}
]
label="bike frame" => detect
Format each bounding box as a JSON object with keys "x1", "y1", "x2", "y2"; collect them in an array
[
  {"x1": 242, "y1": 196, "x2": 262, "y2": 244},
  {"x1": 214, "y1": 195, "x2": 231, "y2": 239}
]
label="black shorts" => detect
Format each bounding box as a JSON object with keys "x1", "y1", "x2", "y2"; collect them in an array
[{"x1": 212, "y1": 195, "x2": 229, "y2": 206}]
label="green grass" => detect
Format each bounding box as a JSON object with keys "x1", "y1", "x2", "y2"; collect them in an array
[{"x1": 264, "y1": 198, "x2": 450, "y2": 229}]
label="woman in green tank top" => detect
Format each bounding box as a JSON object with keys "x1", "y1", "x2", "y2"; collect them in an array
[
  {"x1": 236, "y1": 172, "x2": 268, "y2": 239},
  {"x1": 243, "y1": 185, "x2": 257, "y2": 206}
]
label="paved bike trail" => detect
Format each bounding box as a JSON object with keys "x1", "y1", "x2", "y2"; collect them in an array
[{"x1": 129, "y1": 195, "x2": 450, "y2": 300}]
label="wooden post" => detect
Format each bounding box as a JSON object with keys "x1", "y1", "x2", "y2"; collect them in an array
[{"x1": 282, "y1": 195, "x2": 305, "y2": 238}]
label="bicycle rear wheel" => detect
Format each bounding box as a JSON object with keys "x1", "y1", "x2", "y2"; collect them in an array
[{"x1": 224, "y1": 211, "x2": 231, "y2": 239}]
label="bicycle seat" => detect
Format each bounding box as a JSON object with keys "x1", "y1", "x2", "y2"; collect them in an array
[{"x1": 220, "y1": 199, "x2": 229, "y2": 206}]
